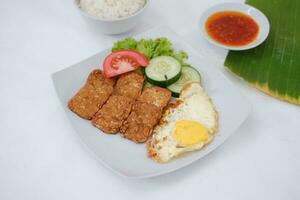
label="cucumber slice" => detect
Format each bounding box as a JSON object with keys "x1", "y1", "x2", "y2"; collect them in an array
[
  {"x1": 167, "y1": 66, "x2": 201, "y2": 97},
  {"x1": 144, "y1": 81, "x2": 154, "y2": 88},
  {"x1": 145, "y1": 56, "x2": 181, "y2": 87}
]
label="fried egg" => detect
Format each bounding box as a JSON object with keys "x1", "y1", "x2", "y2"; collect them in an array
[{"x1": 147, "y1": 82, "x2": 218, "y2": 163}]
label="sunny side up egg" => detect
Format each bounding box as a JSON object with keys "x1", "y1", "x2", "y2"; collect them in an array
[{"x1": 147, "y1": 82, "x2": 218, "y2": 163}]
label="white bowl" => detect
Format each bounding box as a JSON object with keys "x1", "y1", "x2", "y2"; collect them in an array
[
  {"x1": 199, "y1": 3, "x2": 270, "y2": 50},
  {"x1": 75, "y1": 0, "x2": 148, "y2": 35}
]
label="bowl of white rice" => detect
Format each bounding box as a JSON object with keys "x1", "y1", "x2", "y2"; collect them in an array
[{"x1": 75, "y1": 0, "x2": 148, "y2": 34}]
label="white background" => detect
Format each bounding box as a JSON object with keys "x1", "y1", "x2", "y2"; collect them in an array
[{"x1": 1, "y1": 0, "x2": 299, "y2": 199}]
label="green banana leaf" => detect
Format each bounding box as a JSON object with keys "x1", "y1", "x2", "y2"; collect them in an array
[{"x1": 225, "y1": 0, "x2": 300, "y2": 105}]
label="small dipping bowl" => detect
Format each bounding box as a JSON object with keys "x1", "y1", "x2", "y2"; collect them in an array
[
  {"x1": 199, "y1": 3, "x2": 270, "y2": 50},
  {"x1": 75, "y1": 0, "x2": 149, "y2": 35}
]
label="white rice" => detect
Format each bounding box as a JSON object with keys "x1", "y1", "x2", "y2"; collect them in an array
[{"x1": 79, "y1": 0, "x2": 146, "y2": 20}]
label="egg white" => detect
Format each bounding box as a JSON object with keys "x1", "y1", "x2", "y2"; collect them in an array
[{"x1": 147, "y1": 82, "x2": 218, "y2": 163}]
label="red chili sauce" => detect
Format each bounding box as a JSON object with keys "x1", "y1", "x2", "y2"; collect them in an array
[{"x1": 205, "y1": 11, "x2": 259, "y2": 46}]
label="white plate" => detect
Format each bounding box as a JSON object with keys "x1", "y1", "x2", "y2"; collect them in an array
[
  {"x1": 52, "y1": 26, "x2": 251, "y2": 178},
  {"x1": 199, "y1": 3, "x2": 270, "y2": 50}
]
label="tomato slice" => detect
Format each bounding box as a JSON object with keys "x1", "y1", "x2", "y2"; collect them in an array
[{"x1": 103, "y1": 50, "x2": 149, "y2": 78}]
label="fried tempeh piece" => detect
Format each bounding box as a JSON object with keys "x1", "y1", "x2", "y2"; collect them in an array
[
  {"x1": 138, "y1": 86, "x2": 171, "y2": 109},
  {"x1": 92, "y1": 72, "x2": 144, "y2": 134},
  {"x1": 68, "y1": 69, "x2": 116, "y2": 119},
  {"x1": 91, "y1": 95, "x2": 133, "y2": 134},
  {"x1": 121, "y1": 86, "x2": 171, "y2": 143},
  {"x1": 113, "y1": 72, "x2": 144, "y2": 100},
  {"x1": 120, "y1": 101, "x2": 162, "y2": 143}
]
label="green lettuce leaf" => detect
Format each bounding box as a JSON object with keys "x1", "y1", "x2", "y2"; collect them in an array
[
  {"x1": 111, "y1": 37, "x2": 188, "y2": 65},
  {"x1": 136, "y1": 39, "x2": 157, "y2": 59},
  {"x1": 173, "y1": 51, "x2": 188, "y2": 65},
  {"x1": 112, "y1": 38, "x2": 137, "y2": 52},
  {"x1": 152, "y1": 37, "x2": 174, "y2": 58}
]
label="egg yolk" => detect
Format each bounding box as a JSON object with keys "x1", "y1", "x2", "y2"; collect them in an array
[{"x1": 172, "y1": 120, "x2": 209, "y2": 146}]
